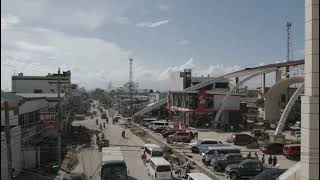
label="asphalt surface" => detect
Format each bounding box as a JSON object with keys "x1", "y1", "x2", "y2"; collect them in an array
[{"x1": 71, "y1": 101, "x2": 151, "y2": 180}]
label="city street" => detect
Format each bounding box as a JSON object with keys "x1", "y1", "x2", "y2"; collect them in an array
[{"x1": 71, "y1": 102, "x2": 151, "y2": 180}]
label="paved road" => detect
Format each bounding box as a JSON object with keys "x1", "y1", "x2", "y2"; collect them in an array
[{"x1": 72, "y1": 101, "x2": 151, "y2": 180}]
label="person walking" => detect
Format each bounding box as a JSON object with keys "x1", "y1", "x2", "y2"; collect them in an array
[
  {"x1": 176, "y1": 162, "x2": 182, "y2": 178},
  {"x1": 261, "y1": 154, "x2": 265, "y2": 164},
  {"x1": 268, "y1": 155, "x2": 273, "y2": 165},
  {"x1": 247, "y1": 152, "x2": 252, "y2": 159},
  {"x1": 255, "y1": 152, "x2": 259, "y2": 159},
  {"x1": 141, "y1": 151, "x2": 147, "y2": 166},
  {"x1": 272, "y1": 156, "x2": 278, "y2": 167}
]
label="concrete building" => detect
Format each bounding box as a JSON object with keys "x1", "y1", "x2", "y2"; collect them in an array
[
  {"x1": 12, "y1": 71, "x2": 71, "y2": 95},
  {"x1": 280, "y1": 1, "x2": 319, "y2": 179},
  {"x1": 149, "y1": 92, "x2": 167, "y2": 103}
]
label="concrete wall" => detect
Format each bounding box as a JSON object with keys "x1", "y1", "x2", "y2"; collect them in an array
[
  {"x1": 1, "y1": 110, "x2": 18, "y2": 126},
  {"x1": 1, "y1": 126, "x2": 22, "y2": 180},
  {"x1": 12, "y1": 79, "x2": 70, "y2": 94},
  {"x1": 214, "y1": 95, "x2": 240, "y2": 110},
  {"x1": 300, "y1": 0, "x2": 319, "y2": 179}
]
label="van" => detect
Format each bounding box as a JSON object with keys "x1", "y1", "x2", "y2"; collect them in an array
[
  {"x1": 141, "y1": 118, "x2": 157, "y2": 127},
  {"x1": 142, "y1": 144, "x2": 164, "y2": 161},
  {"x1": 184, "y1": 173, "x2": 212, "y2": 180},
  {"x1": 151, "y1": 120, "x2": 168, "y2": 131},
  {"x1": 283, "y1": 144, "x2": 300, "y2": 159},
  {"x1": 148, "y1": 157, "x2": 173, "y2": 180}
]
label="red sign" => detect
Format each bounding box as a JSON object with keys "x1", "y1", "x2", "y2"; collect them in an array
[
  {"x1": 197, "y1": 90, "x2": 208, "y2": 112},
  {"x1": 39, "y1": 112, "x2": 57, "y2": 129}
]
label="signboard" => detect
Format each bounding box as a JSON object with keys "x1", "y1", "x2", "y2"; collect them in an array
[
  {"x1": 197, "y1": 90, "x2": 208, "y2": 112},
  {"x1": 39, "y1": 112, "x2": 57, "y2": 129}
]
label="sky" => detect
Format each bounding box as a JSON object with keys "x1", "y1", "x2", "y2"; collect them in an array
[{"x1": 1, "y1": 0, "x2": 305, "y2": 91}]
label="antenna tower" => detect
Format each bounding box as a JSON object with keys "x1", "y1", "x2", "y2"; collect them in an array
[
  {"x1": 286, "y1": 22, "x2": 292, "y2": 78},
  {"x1": 129, "y1": 58, "x2": 133, "y2": 116}
]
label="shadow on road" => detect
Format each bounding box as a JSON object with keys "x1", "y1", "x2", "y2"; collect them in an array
[{"x1": 128, "y1": 176, "x2": 139, "y2": 180}]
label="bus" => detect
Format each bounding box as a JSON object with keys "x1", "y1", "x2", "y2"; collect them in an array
[{"x1": 101, "y1": 147, "x2": 128, "y2": 180}]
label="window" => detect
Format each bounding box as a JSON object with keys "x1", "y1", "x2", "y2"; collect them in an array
[
  {"x1": 34, "y1": 89, "x2": 43, "y2": 93},
  {"x1": 152, "y1": 151, "x2": 163, "y2": 157},
  {"x1": 156, "y1": 165, "x2": 171, "y2": 172},
  {"x1": 215, "y1": 82, "x2": 229, "y2": 89},
  {"x1": 50, "y1": 89, "x2": 54, "y2": 93}
]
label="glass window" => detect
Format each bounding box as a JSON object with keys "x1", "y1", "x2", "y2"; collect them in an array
[
  {"x1": 156, "y1": 165, "x2": 171, "y2": 172},
  {"x1": 152, "y1": 151, "x2": 163, "y2": 157},
  {"x1": 215, "y1": 82, "x2": 229, "y2": 89}
]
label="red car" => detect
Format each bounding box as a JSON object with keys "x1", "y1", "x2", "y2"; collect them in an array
[
  {"x1": 161, "y1": 128, "x2": 180, "y2": 138},
  {"x1": 283, "y1": 144, "x2": 300, "y2": 159},
  {"x1": 153, "y1": 126, "x2": 167, "y2": 133},
  {"x1": 260, "y1": 143, "x2": 284, "y2": 154}
]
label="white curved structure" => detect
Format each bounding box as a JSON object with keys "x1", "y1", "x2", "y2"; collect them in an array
[
  {"x1": 264, "y1": 77, "x2": 304, "y2": 123},
  {"x1": 275, "y1": 83, "x2": 304, "y2": 135},
  {"x1": 214, "y1": 67, "x2": 277, "y2": 122}
]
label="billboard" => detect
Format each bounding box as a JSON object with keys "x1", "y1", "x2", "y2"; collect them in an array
[
  {"x1": 39, "y1": 112, "x2": 57, "y2": 129},
  {"x1": 197, "y1": 90, "x2": 208, "y2": 112}
]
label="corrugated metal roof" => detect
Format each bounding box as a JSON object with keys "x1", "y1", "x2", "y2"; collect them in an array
[{"x1": 1, "y1": 92, "x2": 23, "y2": 103}]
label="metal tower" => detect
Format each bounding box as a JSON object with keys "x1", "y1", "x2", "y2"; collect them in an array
[
  {"x1": 286, "y1": 21, "x2": 292, "y2": 78},
  {"x1": 129, "y1": 58, "x2": 133, "y2": 116}
]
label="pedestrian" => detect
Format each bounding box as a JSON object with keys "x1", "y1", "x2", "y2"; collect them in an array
[
  {"x1": 268, "y1": 155, "x2": 273, "y2": 165},
  {"x1": 261, "y1": 154, "x2": 265, "y2": 164},
  {"x1": 141, "y1": 151, "x2": 147, "y2": 166},
  {"x1": 255, "y1": 152, "x2": 259, "y2": 159},
  {"x1": 176, "y1": 162, "x2": 182, "y2": 178},
  {"x1": 194, "y1": 132, "x2": 198, "y2": 140},
  {"x1": 247, "y1": 152, "x2": 252, "y2": 159},
  {"x1": 272, "y1": 156, "x2": 278, "y2": 167}
]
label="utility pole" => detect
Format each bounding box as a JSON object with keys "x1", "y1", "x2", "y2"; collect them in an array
[
  {"x1": 57, "y1": 68, "x2": 62, "y2": 165},
  {"x1": 4, "y1": 101, "x2": 13, "y2": 180},
  {"x1": 129, "y1": 58, "x2": 133, "y2": 117}
]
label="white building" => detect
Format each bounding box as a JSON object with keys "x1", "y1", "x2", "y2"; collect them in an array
[
  {"x1": 149, "y1": 92, "x2": 167, "y2": 103},
  {"x1": 12, "y1": 71, "x2": 71, "y2": 94}
]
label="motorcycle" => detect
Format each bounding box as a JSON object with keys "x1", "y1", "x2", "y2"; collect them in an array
[
  {"x1": 101, "y1": 133, "x2": 105, "y2": 140},
  {"x1": 103, "y1": 123, "x2": 106, "y2": 128},
  {"x1": 96, "y1": 119, "x2": 98, "y2": 125},
  {"x1": 100, "y1": 124, "x2": 102, "y2": 130}
]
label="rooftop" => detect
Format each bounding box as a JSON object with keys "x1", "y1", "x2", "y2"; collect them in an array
[{"x1": 149, "y1": 157, "x2": 171, "y2": 166}]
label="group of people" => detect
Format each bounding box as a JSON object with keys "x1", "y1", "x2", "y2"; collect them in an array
[
  {"x1": 246, "y1": 152, "x2": 278, "y2": 167},
  {"x1": 175, "y1": 159, "x2": 192, "y2": 178}
]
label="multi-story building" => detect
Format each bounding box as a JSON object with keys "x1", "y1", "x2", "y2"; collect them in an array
[
  {"x1": 149, "y1": 92, "x2": 167, "y2": 103},
  {"x1": 12, "y1": 71, "x2": 71, "y2": 94}
]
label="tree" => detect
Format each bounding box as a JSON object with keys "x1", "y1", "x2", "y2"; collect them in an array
[{"x1": 149, "y1": 89, "x2": 154, "y2": 93}]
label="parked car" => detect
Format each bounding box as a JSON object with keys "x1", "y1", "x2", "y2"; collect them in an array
[
  {"x1": 250, "y1": 168, "x2": 287, "y2": 180},
  {"x1": 167, "y1": 131, "x2": 192, "y2": 143},
  {"x1": 64, "y1": 173, "x2": 84, "y2": 180},
  {"x1": 260, "y1": 143, "x2": 284, "y2": 154},
  {"x1": 283, "y1": 144, "x2": 300, "y2": 159},
  {"x1": 201, "y1": 145, "x2": 241, "y2": 165},
  {"x1": 154, "y1": 126, "x2": 168, "y2": 133},
  {"x1": 189, "y1": 139, "x2": 223, "y2": 153},
  {"x1": 162, "y1": 128, "x2": 180, "y2": 138},
  {"x1": 210, "y1": 153, "x2": 243, "y2": 172},
  {"x1": 225, "y1": 159, "x2": 263, "y2": 180},
  {"x1": 230, "y1": 133, "x2": 257, "y2": 145}
]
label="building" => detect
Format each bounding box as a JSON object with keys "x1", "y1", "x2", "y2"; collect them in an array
[
  {"x1": 149, "y1": 92, "x2": 167, "y2": 103},
  {"x1": 12, "y1": 71, "x2": 71, "y2": 94}
]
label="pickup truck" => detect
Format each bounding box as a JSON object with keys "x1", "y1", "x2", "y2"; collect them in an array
[
  {"x1": 210, "y1": 153, "x2": 243, "y2": 172},
  {"x1": 225, "y1": 159, "x2": 264, "y2": 180}
]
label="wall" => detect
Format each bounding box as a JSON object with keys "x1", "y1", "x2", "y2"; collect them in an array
[
  {"x1": 1, "y1": 126, "x2": 22, "y2": 180},
  {"x1": 12, "y1": 79, "x2": 70, "y2": 94},
  {"x1": 1, "y1": 110, "x2": 18, "y2": 126},
  {"x1": 214, "y1": 95, "x2": 240, "y2": 110}
]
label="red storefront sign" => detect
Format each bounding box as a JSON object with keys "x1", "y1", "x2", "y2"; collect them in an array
[
  {"x1": 197, "y1": 90, "x2": 208, "y2": 112},
  {"x1": 39, "y1": 112, "x2": 57, "y2": 129}
]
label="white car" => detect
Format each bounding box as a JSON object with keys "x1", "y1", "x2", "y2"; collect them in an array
[
  {"x1": 189, "y1": 139, "x2": 223, "y2": 153},
  {"x1": 147, "y1": 157, "x2": 173, "y2": 180}
]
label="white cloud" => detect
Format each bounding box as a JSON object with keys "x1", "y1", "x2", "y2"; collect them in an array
[
  {"x1": 158, "y1": 57, "x2": 195, "y2": 80},
  {"x1": 15, "y1": 41, "x2": 55, "y2": 52},
  {"x1": 1, "y1": 14, "x2": 20, "y2": 30},
  {"x1": 113, "y1": 16, "x2": 130, "y2": 25},
  {"x1": 159, "y1": 5, "x2": 169, "y2": 11},
  {"x1": 178, "y1": 40, "x2": 190, "y2": 45},
  {"x1": 201, "y1": 64, "x2": 242, "y2": 77},
  {"x1": 137, "y1": 19, "x2": 170, "y2": 28}
]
